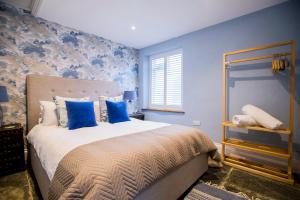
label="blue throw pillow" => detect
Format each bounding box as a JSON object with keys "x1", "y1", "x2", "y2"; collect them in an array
[
  {"x1": 106, "y1": 100, "x2": 130, "y2": 123},
  {"x1": 65, "y1": 101, "x2": 97, "y2": 130}
]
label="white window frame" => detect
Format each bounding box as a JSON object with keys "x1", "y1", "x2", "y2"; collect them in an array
[{"x1": 148, "y1": 49, "x2": 183, "y2": 111}]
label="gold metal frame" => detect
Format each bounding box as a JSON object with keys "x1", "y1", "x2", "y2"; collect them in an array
[{"x1": 222, "y1": 40, "x2": 296, "y2": 184}]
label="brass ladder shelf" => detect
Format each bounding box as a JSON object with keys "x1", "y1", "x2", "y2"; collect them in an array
[{"x1": 222, "y1": 40, "x2": 295, "y2": 185}]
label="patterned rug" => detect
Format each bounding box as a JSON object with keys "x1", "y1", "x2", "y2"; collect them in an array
[
  {"x1": 184, "y1": 182, "x2": 246, "y2": 200},
  {"x1": 1, "y1": 166, "x2": 300, "y2": 200}
]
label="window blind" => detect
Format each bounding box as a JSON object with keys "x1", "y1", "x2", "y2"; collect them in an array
[
  {"x1": 166, "y1": 53, "x2": 182, "y2": 106},
  {"x1": 151, "y1": 57, "x2": 165, "y2": 105},
  {"x1": 149, "y1": 50, "x2": 182, "y2": 109}
]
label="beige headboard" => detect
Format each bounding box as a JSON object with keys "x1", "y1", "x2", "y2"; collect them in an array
[{"x1": 26, "y1": 74, "x2": 121, "y2": 132}]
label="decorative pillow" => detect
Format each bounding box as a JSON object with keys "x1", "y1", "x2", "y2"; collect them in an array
[
  {"x1": 99, "y1": 95, "x2": 123, "y2": 122},
  {"x1": 242, "y1": 104, "x2": 283, "y2": 129},
  {"x1": 39, "y1": 101, "x2": 58, "y2": 126},
  {"x1": 65, "y1": 101, "x2": 97, "y2": 130},
  {"x1": 53, "y1": 96, "x2": 89, "y2": 127},
  {"x1": 106, "y1": 100, "x2": 130, "y2": 124},
  {"x1": 94, "y1": 101, "x2": 100, "y2": 122}
]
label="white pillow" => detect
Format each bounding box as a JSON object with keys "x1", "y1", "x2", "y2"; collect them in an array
[
  {"x1": 39, "y1": 101, "x2": 58, "y2": 126},
  {"x1": 94, "y1": 101, "x2": 100, "y2": 123},
  {"x1": 242, "y1": 104, "x2": 283, "y2": 129},
  {"x1": 99, "y1": 95, "x2": 123, "y2": 122},
  {"x1": 53, "y1": 96, "x2": 89, "y2": 127}
]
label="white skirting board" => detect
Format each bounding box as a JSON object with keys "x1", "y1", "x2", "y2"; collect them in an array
[{"x1": 214, "y1": 142, "x2": 300, "y2": 175}]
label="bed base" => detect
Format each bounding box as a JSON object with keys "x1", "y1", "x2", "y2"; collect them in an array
[{"x1": 29, "y1": 144, "x2": 208, "y2": 200}]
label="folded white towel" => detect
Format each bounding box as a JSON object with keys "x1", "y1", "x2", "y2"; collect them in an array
[
  {"x1": 232, "y1": 115, "x2": 257, "y2": 127},
  {"x1": 242, "y1": 104, "x2": 283, "y2": 130}
]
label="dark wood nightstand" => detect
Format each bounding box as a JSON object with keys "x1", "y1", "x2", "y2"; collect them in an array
[
  {"x1": 129, "y1": 112, "x2": 145, "y2": 120},
  {"x1": 0, "y1": 123, "x2": 25, "y2": 176}
]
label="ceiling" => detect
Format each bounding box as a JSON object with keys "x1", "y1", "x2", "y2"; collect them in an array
[{"x1": 30, "y1": 0, "x2": 287, "y2": 49}]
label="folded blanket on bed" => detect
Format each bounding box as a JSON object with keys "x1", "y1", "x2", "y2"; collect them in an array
[
  {"x1": 232, "y1": 115, "x2": 257, "y2": 127},
  {"x1": 48, "y1": 125, "x2": 220, "y2": 200}
]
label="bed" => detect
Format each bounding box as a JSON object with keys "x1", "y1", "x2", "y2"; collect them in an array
[{"x1": 26, "y1": 74, "x2": 218, "y2": 200}]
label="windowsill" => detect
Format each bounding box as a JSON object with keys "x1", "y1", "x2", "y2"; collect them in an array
[{"x1": 142, "y1": 108, "x2": 185, "y2": 113}]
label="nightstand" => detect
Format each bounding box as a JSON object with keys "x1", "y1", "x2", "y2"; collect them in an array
[
  {"x1": 129, "y1": 112, "x2": 145, "y2": 120},
  {"x1": 0, "y1": 123, "x2": 25, "y2": 176}
]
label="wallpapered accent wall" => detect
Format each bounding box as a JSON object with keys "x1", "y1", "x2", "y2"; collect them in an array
[{"x1": 0, "y1": 2, "x2": 139, "y2": 126}]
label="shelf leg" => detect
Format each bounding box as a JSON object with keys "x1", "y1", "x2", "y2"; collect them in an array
[
  {"x1": 288, "y1": 134, "x2": 293, "y2": 180},
  {"x1": 222, "y1": 53, "x2": 227, "y2": 161},
  {"x1": 287, "y1": 40, "x2": 295, "y2": 181},
  {"x1": 222, "y1": 126, "x2": 225, "y2": 160}
]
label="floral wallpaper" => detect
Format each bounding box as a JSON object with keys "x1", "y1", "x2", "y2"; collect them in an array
[{"x1": 0, "y1": 2, "x2": 139, "y2": 127}]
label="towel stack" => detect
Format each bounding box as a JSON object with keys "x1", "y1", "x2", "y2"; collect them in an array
[
  {"x1": 232, "y1": 104, "x2": 283, "y2": 130},
  {"x1": 232, "y1": 115, "x2": 257, "y2": 127}
]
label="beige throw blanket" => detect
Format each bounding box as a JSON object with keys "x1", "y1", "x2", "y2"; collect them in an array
[{"x1": 49, "y1": 125, "x2": 221, "y2": 200}]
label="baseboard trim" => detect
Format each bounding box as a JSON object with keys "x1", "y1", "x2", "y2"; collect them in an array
[{"x1": 214, "y1": 142, "x2": 300, "y2": 175}]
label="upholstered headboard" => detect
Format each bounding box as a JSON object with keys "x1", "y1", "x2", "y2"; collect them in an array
[{"x1": 26, "y1": 74, "x2": 121, "y2": 132}]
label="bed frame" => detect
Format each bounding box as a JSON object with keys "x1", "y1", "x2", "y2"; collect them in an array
[{"x1": 26, "y1": 74, "x2": 208, "y2": 200}]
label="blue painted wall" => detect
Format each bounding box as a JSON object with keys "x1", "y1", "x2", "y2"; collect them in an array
[{"x1": 139, "y1": 1, "x2": 300, "y2": 168}]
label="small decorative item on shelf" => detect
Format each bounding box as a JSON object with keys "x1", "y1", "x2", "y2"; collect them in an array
[
  {"x1": 0, "y1": 86, "x2": 9, "y2": 127},
  {"x1": 272, "y1": 54, "x2": 289, "y2": 72},
  {"x1": 123, "y1": 90, "x2": 137, "y2": 114}
]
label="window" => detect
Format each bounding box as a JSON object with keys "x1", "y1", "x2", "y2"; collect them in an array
[{"x1": 149, "y1": 49, "x2": 183, "y2": 110}]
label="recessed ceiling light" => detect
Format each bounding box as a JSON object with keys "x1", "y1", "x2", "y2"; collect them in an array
[{"x1": 131, "y1": 26, "x2": 136, "y2": 30}]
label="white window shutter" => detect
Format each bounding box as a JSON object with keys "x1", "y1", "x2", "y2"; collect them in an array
[
  {"x1": 149, "y1": 49, "x2": 182, "y2": 110},
  {"x1": 150, "y1": 57, "x2": 165, "y2": 105},
  {"x1": 166, "y1": 53, "x2": 182, "y2": 106}
]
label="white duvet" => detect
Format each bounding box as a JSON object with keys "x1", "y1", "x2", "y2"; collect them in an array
[{"x1": 27, "y1": 118, "x2": 169, "y2": 180}]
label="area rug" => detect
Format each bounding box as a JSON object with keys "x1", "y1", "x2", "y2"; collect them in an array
[
  {"x1": 0, "y1": 170, "x2": 39, "y2": 200},
  {"x1": 184, "y1": 182, "x2": 247, "y2": 200},
  {"x1": 1, "y1": 166, "x2": 300, "y2": 200}
]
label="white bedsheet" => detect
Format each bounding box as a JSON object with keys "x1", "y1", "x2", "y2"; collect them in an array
[{"x1": 27, "y1": 118, "x2": 169, "y2": 180}]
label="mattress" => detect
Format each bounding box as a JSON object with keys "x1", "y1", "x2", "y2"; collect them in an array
[{"x1": 27, "y1": 118, "x2": 169, "y2": 180}]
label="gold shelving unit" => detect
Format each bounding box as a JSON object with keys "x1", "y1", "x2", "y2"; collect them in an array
[{"x1": 222, "y1": 40, "x2": 296, "y2": 185}]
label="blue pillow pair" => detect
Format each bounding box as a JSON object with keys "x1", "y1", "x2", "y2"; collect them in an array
[{"x1": 65, "y1": 100, "x2": 130, "y2": 130}]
